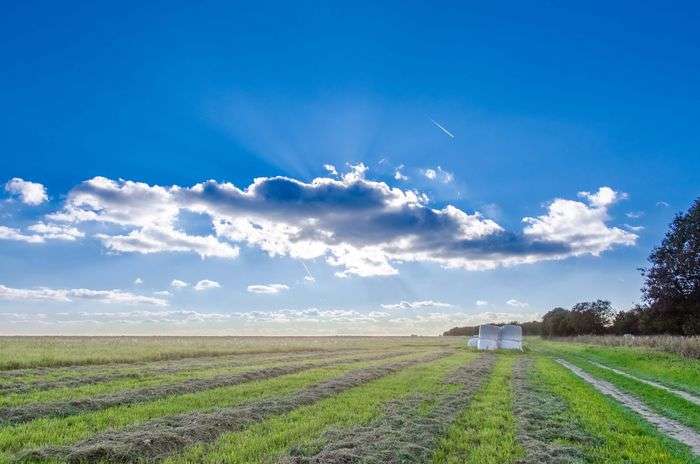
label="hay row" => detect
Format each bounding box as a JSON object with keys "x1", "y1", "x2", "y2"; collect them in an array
[
  {"x1": 0, "y1": 350, "x2": 415, "y2": 425},
  {"x1": 21, "y1": 351, "x2": 453, "y2": 463},
  {"x1": 279, "y1": 353, "x2": 495, "y2": 464}
]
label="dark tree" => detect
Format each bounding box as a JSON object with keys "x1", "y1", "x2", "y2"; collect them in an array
[
  {"x1": 611, "y1": 305, "x2": 643, "y2": 335},
  {"x1": 641, "y1": 198, "x2": 700, "y2": 335},
  {"x1": 541, "y1": 307, "x2": 573, "y2": 336},
  {"x1": 569, "y1": 300, "x2": 613, "y2": 334}
]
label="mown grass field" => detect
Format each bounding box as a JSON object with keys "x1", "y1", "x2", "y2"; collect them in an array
[{"x1": 0, "y1": 336, "x2": 698, "y2": 463}]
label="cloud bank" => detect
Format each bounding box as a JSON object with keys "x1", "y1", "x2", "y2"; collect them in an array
[
  {"x1": 0, "y1": 284, "x2": 168, "y2": 306},
  {"x1": 11, "y1": 168, "x2": 637, "y2": 278}
]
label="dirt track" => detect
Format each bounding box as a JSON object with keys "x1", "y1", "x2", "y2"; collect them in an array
[{"x1": 556, "y1": 359, "x2": 700, "y2": 455}]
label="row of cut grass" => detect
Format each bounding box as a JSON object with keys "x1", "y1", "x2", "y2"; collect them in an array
[
  {"x1": 163, "y1": 351, "x2": 478, "y2": 464},
  {"x1": 533, "y1": 356, "x2": 699, "y2": 463},
  {"x1": 432, "y1": 354, "x2": 522, "y2": 464},
  {"x1": 0, "y1": 336, "x2": 461, "y2": 370},
  {"x1": 0, "y1": 350, "x2": 409, "y2": 407},
  {"x1": 529, "y1": 338, "x2": 700, "y2": 395},
  {"x1": 0, "y1": 351, "x2": 433, "y2": 462}
]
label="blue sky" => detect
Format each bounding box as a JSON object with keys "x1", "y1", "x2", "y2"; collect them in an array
[{"x1": 1, "y1": 2, "x2": 698, "y2": 335}]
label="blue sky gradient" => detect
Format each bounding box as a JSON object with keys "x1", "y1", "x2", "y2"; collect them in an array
[{"x1": 1, "y1": 2, "x2": 698, "y2": 334}]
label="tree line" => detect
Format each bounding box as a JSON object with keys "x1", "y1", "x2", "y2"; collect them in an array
[{"x1": 445, "y1": 197, "x2": 700, "y2": 337}]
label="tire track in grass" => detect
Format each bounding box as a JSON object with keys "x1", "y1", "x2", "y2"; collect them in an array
[
  {"x1": 587, "y1": 360, "x2": 700, "y2": 406},
  {"x1": 0, "y1": 351, "x2": 415, "y2": 426},
  {"x1": 20, "y1": 351, "x2": 452, "y2": 463},
  {"x1": 512, "y1": 357, "x2": 595, "y2": 463},
  {"x1": 277, "y1": 353, "x2": 495, "y2": 464},
  {"x1": 556, "y1": 359, "x2": 700, "y2": 455}
]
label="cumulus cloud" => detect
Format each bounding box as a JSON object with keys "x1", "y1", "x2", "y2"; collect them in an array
[
  {"x1": 0, "y1": 226, "x2": 44, "y2": 244},
  {"x1": 194, "y1": 279, "x2": 221, "y2": 291},
  {"x1": 0, "y1": 284, "x2": 168, "y2": 306},
  {"x1": 134, "y1": 277, "x2": 143, "y2": 285},
  {"x1": 506, "y1": 299, "x2": 529, "y2": 308},
  {"x1": 394, "y1": 165, "x2": 408, "y2": 181},
  {"x1": 323, "y1": 164, "x2": 338, "y2": 176},
  {"x1": 170, "y1": 279, "x2": 189, "y2": 288},
  {"x1": 247, "y1": 283, "x2": 290, "y2": 294},
  {"x1": 5, "y1": 178, "x2": 48, "y2": 205},
  {"x1": 476, "y1": 300, "x2": 488, "y2": 306},
  {"x1": 42, "y1": 172, "x2": 635, "y2": 277},
  {"x1": 380, "y1": 300, "x2": 453, "y2": 310},
  {"x1": 27, "y1": 222, "x2": 84, "y2": 241}
]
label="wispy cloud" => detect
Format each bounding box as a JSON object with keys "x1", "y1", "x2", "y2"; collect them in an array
[
  {"x1": 0, "y1": 284, "x2": 168, "y2": 306},
  {"x1": 194, "y1": 279, "x2": 221, "y2": 291},
  {"x1": 247, "y1": 284, "x2": 290, "y2": 294},
  {"x1": 381, "y1": 300, "x2": 453, "y2": 310},
  {"x1": 506, "y1": 299, "x2": 529, "y2": 308}
]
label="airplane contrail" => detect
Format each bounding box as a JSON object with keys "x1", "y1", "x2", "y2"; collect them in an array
[
  {"x1": 430, "y1": 118, "x2": 455, "y2": 138},
  {"x1": 301, "y1": 261, "x2": 315, "y2": 282}
]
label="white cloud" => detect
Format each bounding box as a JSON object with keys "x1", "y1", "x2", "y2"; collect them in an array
[
  {"x1": 323, "y1": 164, "x2": 338, "y2": 176},
  {"x1": 625, "y1": 211, "x2": 644, "y2": 219},
  {"x1": 27, "y1": 222, "x2": 84, "y2": 241},
  {"x1": 44, "y1": 174, "x2": 636, "y2": 277},
  {"x1": 0, "y1": 284, "x2": 168, "y2": 306},
  {"x1": 304, "y1": 275, "x2": 316, "y2": 283},
  {"x1": 624, "y1": 224, "x2": 645, "y2": 232},
  {"x1": 134, "y1": 277, "x2": 143, "y2": 285},
  {"x1": 5, "y1": 178, "x2": 48, "y2": 205},
  {"x1": 656, "y1": 201, "x2": 669, "y2": 207},
  {"x1": 194, "y1": 279, "x2": 221, "y2": 291},
  {"x1": 170, "y1": 279, "x2": 189, "y2": 288},
  {"x1": 421, "y1": 166, "x2": 453, "y2": 184},
  {"x1": 153, "y1": 290, "x2": 171, "y2": 296},
  {"x1": 380, "y1": 300, "x2": 453, "y2": 310},
  {"x1": 506, "y1": 299, "x2": 529, "y2": 308},
  {"x1": 476, "y1": 300, "x2": 488, "y2": 306},
  {"x1": 0, "y1": 226, "x2": 44, "y2": 243},
  {"x1": 522, "y1": 187, "x2": 637, "y2": 257},
  {"x1": 247, "y1": 283, "x2": 290, "y2": 294}
]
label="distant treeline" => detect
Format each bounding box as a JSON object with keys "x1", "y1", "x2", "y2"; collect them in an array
[
  {"x1": 443, "y1": 321, "x2": 542, "y2": 337},
  {"x1": 445, "y1": 197, "x2": 700, "y2": 338}
]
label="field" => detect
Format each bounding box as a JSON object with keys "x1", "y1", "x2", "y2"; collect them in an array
[{"x1": 0, "y1": 337, "x2": 698, "y2": 463}]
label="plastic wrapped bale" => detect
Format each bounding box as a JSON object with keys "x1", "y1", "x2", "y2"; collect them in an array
[
  {"x1": 467, "y1": 337, "x2": 478, "y2": 348},
  {"x1": 499, "y1": 324, "x2": 523, "y2": 350},
  {"x1": 477, "y1": 324, "x2": 500, "y2": 350}
]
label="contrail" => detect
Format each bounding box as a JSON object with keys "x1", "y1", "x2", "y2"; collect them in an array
[
  {"x1": 301, "y1": 262, "x2": 315, "y2": 282},
  {"x1": 430, "y1": 118, "x2": 455, "y2": 138}
]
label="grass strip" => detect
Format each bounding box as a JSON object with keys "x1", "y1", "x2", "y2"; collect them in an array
[
  {"x1": 536, "y1": 356, "x2": 699, "y2": 463},
  {"x1": 0, "y1": 352, "x2": 427, "y2": 460},
  {"x1": 277, "y1": 353, "x2": 495, "y2": 463},
  {"x1": 512, "y1": 357, "x2": 594, "y2": 463},
  {"x1": 0, "y1": 351, "x2": 413, "y2": 425},
  {"x1": 20, "y1": 351, "x2": 452, "y2": 463},
  {"x1": 431, "y1": 353, "x2": 522, "y2": 464}
]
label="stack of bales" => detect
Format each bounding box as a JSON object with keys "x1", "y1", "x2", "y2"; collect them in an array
[{"x1": 467, "y1": 324, "x2": 523, "y2": 351}]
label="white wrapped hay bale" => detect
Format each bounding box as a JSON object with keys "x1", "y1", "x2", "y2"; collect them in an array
[
  {"x1": 467, "y1": 336, "x2": 479, "y2": 348},
  {"x1": 499, "y1": 324, "x2": 523, "y2": 350},
  {"x1": 477, "y1": 324, "x2": 500, "y2": 350}
]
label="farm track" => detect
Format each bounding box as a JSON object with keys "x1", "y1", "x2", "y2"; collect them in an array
[
  {"x1": 512, "y1": 357, "x2": 594, "y2": 464},
  {"x1": 0, "y1": 350, "x2": 416, "y2": 425},
  {"x1": 586, "y1": 360, "x2": 700, "y2": 406},
  {"x1": 0, "y1": 349, "x2": 380, "y2": 395},
  {"x1": 20, "y1": 350, "x2": 453, "y2": 463},
  {"x1": 556, "y1": 359, "x2": 700, "y2": 455},
  {"x1": 278, "y1": 353, "x2": 495, "y2": 464}
]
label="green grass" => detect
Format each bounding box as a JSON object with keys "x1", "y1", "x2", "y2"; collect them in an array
[
  {"x1": 0, "y1": 352, "x2": 428, "y2": 462},
  {"x1": 0, "y1": 350, "x2": 405, "y2": 407},
  {"x1": 529, "y1": 338, "x2": 700, "y2": 395},
  {"x1": 534, "y1": 356, "x2": 699, "y2": 463},
  {"x1": 566, "y1": 357, "x2": 700, "y2": 432},
  {"x1": 432, "y1": 354, "x2": 522, "y2": 464},
  {"x1": 163, "y1": 352, "x2": 477, "y2": 464}
]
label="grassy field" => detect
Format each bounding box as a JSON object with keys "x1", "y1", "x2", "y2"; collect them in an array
[{"x1": 0, "y1": 336, "x2": 698, "y2": 463}]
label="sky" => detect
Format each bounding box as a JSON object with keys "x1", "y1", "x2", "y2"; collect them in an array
[{"x1": 1, "y1": 2, "x2": 698, "y2": 335}]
